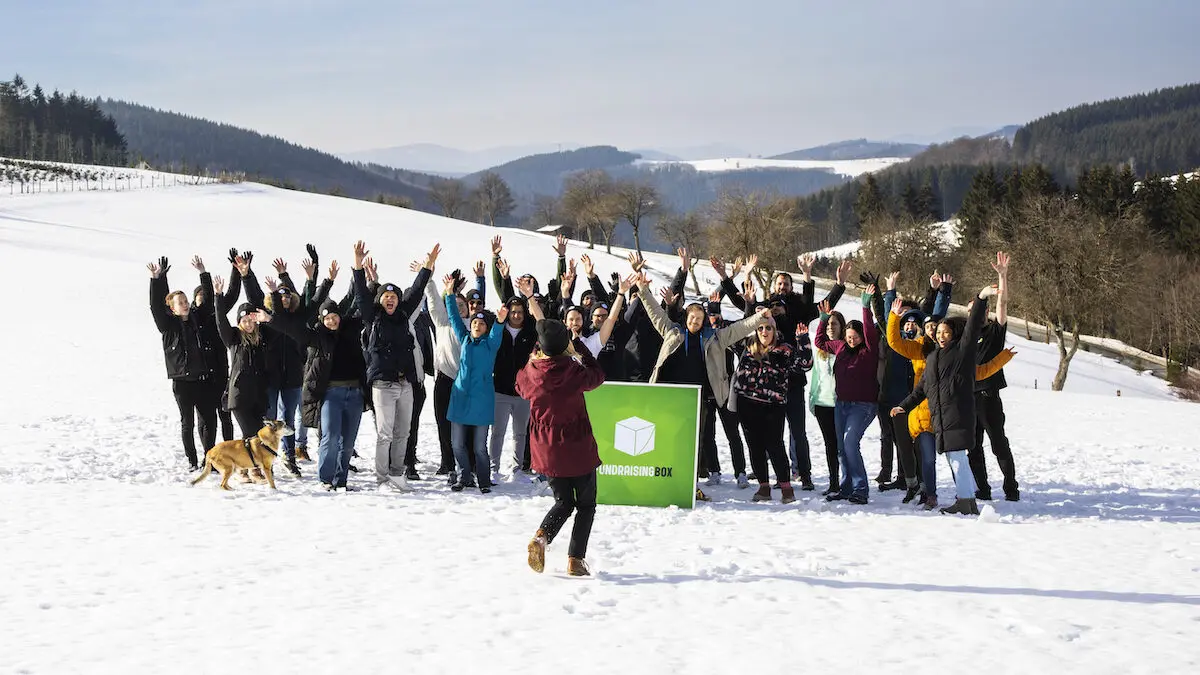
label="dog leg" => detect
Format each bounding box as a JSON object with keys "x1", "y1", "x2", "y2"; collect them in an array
[
  {"x1": 265, "y1": 465, "x2": 277, "y2": 490},
  {"x1": 218, "y1": 463, "x2": 234, "y2": 491},
  {"x1": 190, "y1": 459, "x2": 213, "y2": 486}
]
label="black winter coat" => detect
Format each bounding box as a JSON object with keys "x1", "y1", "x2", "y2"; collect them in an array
[
  {"x1": 215, "y1": 293, "x2": 270, "y2": 413},
  {"x1": 150, "y1": 272, "x2": 219, "y2": 381},
  {"x1": 494, "y1": 322, "x2": 539, "y2": 396},
  {"x1": 264, "y1": 291, "x2": 306, "y2": 389},
  {"x1": 975, "y1": 320, "x2": 1009, "y2": 393},
  {"x1": 264, "y1": 309, "x2": 367, "y2": 430},
  {"x1": 899, "y1": 296, "x2": 989, "y2": 453},
  {"x1": 354, "y1": 267, "x2": 431, "y2": 386}
]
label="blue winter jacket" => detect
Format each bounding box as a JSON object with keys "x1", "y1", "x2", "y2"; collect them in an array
[{"x1": 446, "y1": 295, "x2": 506, "y2": 426}]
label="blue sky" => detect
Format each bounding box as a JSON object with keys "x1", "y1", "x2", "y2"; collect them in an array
[{"x1": 3, "y1": 0, "x2": 1198, "y2": 155}]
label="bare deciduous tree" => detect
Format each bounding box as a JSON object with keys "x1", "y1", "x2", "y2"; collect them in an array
[
  {"x1": 473, "y1": 171, "x2": 515, "y2": 227},
  {"x1": 561, "y1": 170, "x2": 620, "y2": 252},
  {"x1": 656, "y1": 210, "x2": 708, "y2": 294},
  {"x1": 705, "y1": 189, "x2": 802, "y2": 290},
  {"x1": 430, "y1": 179, "x2": 469, "y2": 220},
  {"x1": 992, "y1": 193, "x2": 1149, "y2": 390},
  {"x1": 857, "y1": 212, "x2": 962, "y2": 301},
  {"x1": 613, "y1": 180, "x2": 662, "y2": 259}
]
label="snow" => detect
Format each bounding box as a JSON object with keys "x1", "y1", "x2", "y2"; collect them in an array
[
  {"x1": 2, "y1": 174, "x2": 1199, "y2": 674},
  {"x1": 804, "y1": 218, "x2": 963, "y2": 260},
  {"x1": 636, "y1": 156, "x2": 908, "y2": 177},
  {"x1": 1, "y1": 157, "x2": 220, "y2": 194}
]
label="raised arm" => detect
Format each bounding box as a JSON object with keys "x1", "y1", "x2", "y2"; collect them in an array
[
  {"x1": 445, "y1": 294, "x2": 469, "y2": 342},
  {"x1": 427, "y1": 275, "x2": 451, "y2": 328},
  {"x1": 813, "y1": 302, "x2": 843, "y2": 355},
  {"x1": 790, "y1": 328, "x2": 814, "y2": 373},
  {"x1": 214, "y1": 280, "x2": 240, "y2": 348},
  {"x1": 886, "y1": 302, "x2": 927, "y2": 361},
  {"x1": 976, "y1": 347, "x2": 1015, "y2": 381},
  {"x1": 715, "y1": 307, "x2": 770, "y2": 351},
  {"x1": 993, "y1": 252, "x2": 1008, "y2": 325},
  {"x1": 571, "y1": 337, "x2": 607, "y2": 392},
  {"x1": 595, "y1": 278, "x2": 632, "y2": 345},
  {"x1": 256, "y1": 308, "x2": 318, "y2": 348},
  {"x1": 399, "y1": 244, "x2": 438, "y2": 317},
  {"x1": 636, "y1": 277, "x2": 678, "y2": 339},
  {"x1": 350, "y1": 241, "x2": 377, "y2": 324},
  {"x1": 932, "y1": 281, "x2": 953, "y2": 321},
  {"x1": 861, "y1": 302, "x2": 880, "y2": 351}
]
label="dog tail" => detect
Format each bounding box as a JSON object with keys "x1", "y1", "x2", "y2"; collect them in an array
[{"x1": 190, "y1": 456, "x2": 213, "y2": 486}]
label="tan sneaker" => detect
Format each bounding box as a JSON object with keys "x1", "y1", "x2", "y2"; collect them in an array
[
  {"x1": 527, "y1": 530, "x2": 547, "y2": 573},
  {"x1": 567, "y1": 556, "x2": 591, "y2": 577}
]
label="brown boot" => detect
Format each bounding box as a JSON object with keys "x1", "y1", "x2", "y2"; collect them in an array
[
  {"x1": 780, "y1": 484, "x2": 796, "y2": 504},
  {"x1": 567, "y1": 556, "x2": 591, "y2": 577},
  {"x1": 752, "y1": 484, "x2": 771, "y2": 502},
  {"x1": 249, "y1": 467, "x2": 267, "y2": 484},
  {"x1": 295, "y1": 444, "x2": 311, "y2": 462},
  {"x1": 527, "y1": 530, "x2": 547, "y2": 573},
  {"x1": 237, "y1": 469, "x2": 253, "y2": 483}
]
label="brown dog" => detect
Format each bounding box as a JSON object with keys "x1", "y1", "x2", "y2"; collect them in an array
[{"x1": 190, "y1": 419, "x2": 293, "y2": 490}]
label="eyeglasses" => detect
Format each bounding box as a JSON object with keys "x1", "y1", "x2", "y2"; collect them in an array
[{"x1": 756, "y1": 325, "x2": 775, "y2": 332}]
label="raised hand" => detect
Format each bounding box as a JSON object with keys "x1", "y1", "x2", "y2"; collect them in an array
[
  {"x1": 300, "y1": 258, "x2": 316, "y2": 280},
  {"x1": 272, "y1": 257, "x2": 287, "y2": 275},
  {"x1": 581, "y1": 254, "x2": 595, "y2": 278},
  {"x1": 866, "y1": 284, "x2": 877, "y2": 297},
  {"x1": 755, "y1": 306, "x2": 772, "y2": 320},
  {"x1": 568, "y1": 257, "x2": 577, "y2": 275},
  {"x1": 626, "y1": 251, "x2": 644, "y2": 272},
  {"x1": 562, "y1": 266, "x2": 577, "y2": 289},
  {"x1": 424, "y1": 243, "x2": 441, "y2": 270},
  {"x1": 253, "y1": 309, "x2": 272, "y2": 323},
  {"x1": 328, "y1": 260, "x2": 340, "y2": 281},
  {"x1": 1004, "y1": 347, "x2": 1018, "y2": 357},
  {"x1": 709, "y1": 255, "x2": 727, "y2": 279},
  {"x1": 730, "y1": 256, "x2": 744, "y2": 278},
  {"x1": 991, "y1": 251, "x2": 1010, "y2": 277},
  {"x1": 497, "y1": 258, "x2": 511, "y2": 279},
  {"x1": 496, "y1": 305, "x2": 510, "y2": 323},
  {"x1": 836, "y1": 259, "x2": 853, "y2": 285},
  {"x1": 797, "y1": 253, "x2": 814, "y2": 273},
  {"x1": 890, "y1": 298, "x2": 904, "y2": 315},
  {"x1": 943, "y1": 273, "x2": 955, "y2": 285},
  {"x1": 619, "y1": 273, "x2": 635, "y2": 295},
  {"x1": 517, "y1": 276, "x2": 535, "y2": 298},
  {"x1": 886, "y1": 271, "x2": 900, "y2": 291},
  {"x1": 240, "y1": 250, "x2": 254, "y2": 266},
  {"x1": 472, "y1": 260, "x2": 485, "y2": 277},
  {"x1": 677, "y1": 247, "x2": 689, "y2": 271},
  {"x1": 979, "y1": 284, "x2": 999, "y2": 299},
  {"x1": 746, "y1": 253, "x2": 759, "y2": 272},
  {"x1": 265, "y1": 276, "x2": 279, "y2": 293},
  {"x1": 409, "y1": 260, "x2": 422, "y2": 274},
  {"x1": 234, "y1": 255, "x2": 251, "y2": 277},
  {"x1": 363, "y1": 257, "x2": 378, "y2": 283},
  {"x1": 708, "y1": 290, "x2": 720, "y2": 302},
  {"x1": 442, "y1": 273, "x2": 455, "y2": 293},
  {"x1": 929, "y1": 270, "x2": 942, "y2": 288},
  {"x1": 147, "y1": 261, "x2": 162, "y2": 278},
  {"x1": 635, "y1": 270, "x2": 652, "y2": 288},
  {"x1": 352, "y1": 240, "x2": 369, "y2": 270},
  {"x1": 658, "y1": 287, "x2": 677, "y2": 306},
  {"x1": 227, "y1": 248, "x2": 239, "y2": 265},
  {"x1": 553, "y1": 234, "x2": 567, "y2": 257},
  {"x1": 158, "y1": 256, "x2": 171, "y2": 276},
  {"x1": 818, "y1": 299, "x2": 832, "y2": 315},
  {"x1": 796, "y1": 322, "x2": 809, "y2": 337},
  {"x1": 306, "y1": 244, "x2": 319, "y2": 269},
  {"x1": 190, "y1": 255, "x2": 205, "y2": 274},
  {"x1": 491, "y1": 235, "x2": 503, "y2": 257},
  {"x1": 214, "y1": 276, "x2": 226, "y2": 295}
]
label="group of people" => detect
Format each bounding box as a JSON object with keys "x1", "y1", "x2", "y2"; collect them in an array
[{"x1": 148, "y1": 234, "x2": 1021, "y2": 528}]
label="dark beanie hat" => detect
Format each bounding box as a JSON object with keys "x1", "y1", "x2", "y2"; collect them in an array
[
  {"x1": 536, "y1": 319, "x2": 571, "y2": 357},
  {"x1": 465, "y1": 289, "x2": 483, "y2": 302},
  {"x1": 374, "y1": 282, "x2": 400, "y2": 305},
  {"x1": 236, "y1": 302, "x2": 256, "y2": 321},
  {"x1": 318, "y1": 300, "x2": 340, "y2": 318}
]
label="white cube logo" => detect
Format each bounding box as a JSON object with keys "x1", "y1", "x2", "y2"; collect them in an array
[{"x1": 614, "y1": 416, "x2": 656, "y2": 456}]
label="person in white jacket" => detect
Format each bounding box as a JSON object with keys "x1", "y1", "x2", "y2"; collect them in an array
[{"x1": 426, "y1": 272, "x2": 472, "y2": 482}]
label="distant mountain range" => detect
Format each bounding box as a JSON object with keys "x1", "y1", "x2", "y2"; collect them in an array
[
  {"x1": 340, "y1": 143, "x2": 583, "y2": 176},
  {"x1": 768, "y1": 139, "x2": 928, "y2": 161}
]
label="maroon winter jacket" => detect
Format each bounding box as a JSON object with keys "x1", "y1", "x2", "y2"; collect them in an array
[{"x1": 516, "y1": 337, "x2": 606, "y2": 478}]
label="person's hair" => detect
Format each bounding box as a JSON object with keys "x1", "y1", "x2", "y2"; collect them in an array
[
  {"x1": 826, "y1": 310, "x2": 846, "y2": 340},
  {"x1": 165, "y1": 291, "x2": 187, "y2": 307},
  {"x1": 845, "y1": 319, "x2": 865, "y2": 341},
  {"x1": 685, "y1": 304, "x2": 705, "y2": 319},
  {"x1": 938, "y1": 316, "x2": 967, "y2": 342},
  {"x1": 264, "y1": 290, "x2": 299, "y2": 312},
  {"x1": 239, "y1": 320, "x2": 261, "y2": 345},
  {"x1": 747, "y1": 323, "x2": 777, "y2": 360}
]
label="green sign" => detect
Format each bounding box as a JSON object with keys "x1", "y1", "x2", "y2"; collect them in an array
[{"x1": 584, "y1": 382, "x2": 700, "y2": 509}]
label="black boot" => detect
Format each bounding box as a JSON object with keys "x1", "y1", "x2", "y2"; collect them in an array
[
  {"x1": 406, "y1": 465, "x2": 421, "y2": 481},
  {"x1": 902, "y1": 484, "x2": 922, "y2": 504}
]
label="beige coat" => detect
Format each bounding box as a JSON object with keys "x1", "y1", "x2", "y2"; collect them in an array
[{"x1": 638, "y1": 286, "x2": 767, "y2": 407}]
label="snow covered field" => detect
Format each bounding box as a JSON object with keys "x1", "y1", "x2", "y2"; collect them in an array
[
  {"x1": 637, "y1": 156, "x2": 908, "y2": 177},
  {"x1": 1, "y1": 182, "x2": 1198, "y2": 674}
]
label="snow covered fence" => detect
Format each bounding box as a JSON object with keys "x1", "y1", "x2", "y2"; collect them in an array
[{"x1": 0, "y1": 157, "x2": 239, "y2": 197}]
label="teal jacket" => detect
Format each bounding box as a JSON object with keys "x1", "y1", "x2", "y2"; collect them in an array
[{"x1": 445, "y1": 295, "x2": 505, "y2": 426}]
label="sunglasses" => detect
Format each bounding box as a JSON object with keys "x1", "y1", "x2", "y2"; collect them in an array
[{"x1": 756, "y1": 325, "x2": 775, "y2": 332}]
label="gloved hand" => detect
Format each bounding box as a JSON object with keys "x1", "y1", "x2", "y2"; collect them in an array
[
  {"x1": 306, "y1": 244, "x2": 318, "y2": 270},
  {"x1": 158, "y1": 256, "x2": 171, "y2": 275},
  {"x1": 858, "y1": 271, "x2": 879, "y2": 288},
  {"x1": 227, "y1": 248, "x2": 239, "y2": 265}
]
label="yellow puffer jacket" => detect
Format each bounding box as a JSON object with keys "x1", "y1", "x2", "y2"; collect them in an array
[{"x1": 887, "y1": 313, "x2": 1013, "y2": 439}]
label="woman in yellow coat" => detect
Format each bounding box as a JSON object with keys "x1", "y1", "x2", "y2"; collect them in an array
[{"x1": 886, "y1": 298, "x2": 1014, "y2": 510}]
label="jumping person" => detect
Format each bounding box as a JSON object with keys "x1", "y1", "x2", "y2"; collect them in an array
[
  {"x1": 891, "y1": 253, "x2": 1011, "y2": 515},
  {"x1": 147, "y1": 255, "x2": 221, "y2": 470},
  {"x1": 731, "y1": 316, "x2": 814, "y2": 503},
  {"x1": 351, "y1": 240, "x2": 437, "y2": 492},
  {"x1": 519, "y1": 319, "x2": 606, "y2": 577}
]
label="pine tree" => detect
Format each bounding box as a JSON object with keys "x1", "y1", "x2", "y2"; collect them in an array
[
  {"x1": 916, "y1": 180, "x2": 941, "y2": 221},
  {"x1": 853, "y1": 174, "x2": 889, "y2": 224}
]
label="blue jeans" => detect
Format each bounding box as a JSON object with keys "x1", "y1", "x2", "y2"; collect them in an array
[
  {"x1": 452, "y1": 422, "x2": 490, "y2": 485},
  {"x1": 318, "y1": 386, "x2": 364, "y2": 486},
  {"x1": 785, "y1": 381, "x2": 810, "y2": 480},
  {"x1": 916, "y1": 432, "x2": 938, "y2": 498},
  {"x1": 267, "y1": 386, "x2": 302, "y2": 461},
  {"x1": 945, "y1": 449, "x2": 977, "y2": 499},
  {"x1": 834, "y1": 401, "x2": 874, "y2": 499}
]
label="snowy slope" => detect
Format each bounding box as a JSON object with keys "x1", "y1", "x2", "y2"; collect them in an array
[
  {"x1": 1, "y1": 181, "x2": 1198, "y2": 674},
  {"x1": 636, "y1": 156, "x2": 907, "y2": 177}
]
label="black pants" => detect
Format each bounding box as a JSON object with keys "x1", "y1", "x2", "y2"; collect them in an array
[
  {"x1": 813, "y1": 405, "x2": 838, "y2": 485},
  {"x1": 172, "y1": 378, "x2": 218, "y2": 465},
  {"x1": 891, "y1": 411, "x2": 917, "y2": 483},
  {"x1": 970, "y1": 390, "x2": 1019, "y2": 496},
  {"x1": 700, "y1": 398, "x2": 739, "y2": 476},
  {"x1": 233, "y1": 405, "x2": 267, "y2": 441},
  {"x1": 737, "y1": 397, "x2": 790, "y2": 484},
  {"x1": 404, "y1": 380, "x2": 427, "y2": 468},
  {"x1": 877, "y1": 401, "x2": 897, "y2": 479},
  {"x1": 539, "y1": 471, "x2": 598, "y2": 559},
  {"x1": 433, "y1": 373, "x2": 456, "y2": 470}
]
